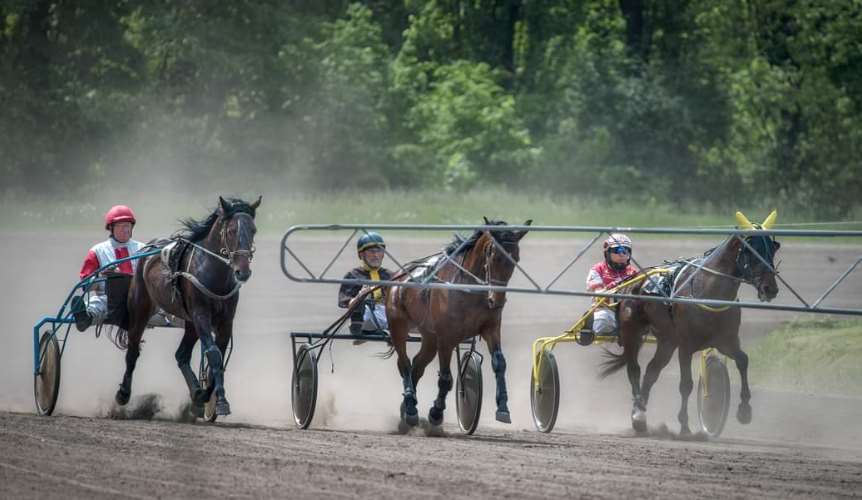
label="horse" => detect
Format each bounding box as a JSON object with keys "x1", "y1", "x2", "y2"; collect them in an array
[
  {"x1": 118, "y1": 196, "x2": 261, "y2": 417},
  {"x1": 384, "y1": 217, "x2": 531, "y2": 428},
  {"x1": 600, "y1": 210, "x2": 780, "y2": 435}
]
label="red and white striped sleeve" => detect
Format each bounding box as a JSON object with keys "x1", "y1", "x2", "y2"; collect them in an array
[
  {"x1": 79, "y1": 249, "x2": 100, "y2": 279},
  {"x1": 586, "y1": 265, "x2": 604, "y2": 291}
]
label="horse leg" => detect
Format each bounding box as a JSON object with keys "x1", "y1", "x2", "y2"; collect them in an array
[
  {"x1": 616, "y1": 316, "x2": 646, "y2": 431},
  {"x1": 410, "y1": 334, "x2": 438, "y2": 393},
  {"x1": 175, "y1": 323, "x2": 205, "y2": 416},
  {"x1": 211, "y1": 320, "x2": 233, "y2": 417},
  {"x1": 482, "y1": 328, "x2": 511, "y2": 424},
  {"x1": 428, "y1": 342, "x2": 455, "y2": 426},
  {"x1": 115, "y1": 326, "x2": 144, "y2": 405},
  {"x1": 676, "y1": 347, "x2": 694, "y2": 435},
  {"x1": 192, "y1": 311, "x2": 231, "y2": 417},
  {"x1": 639, "y1": 338, "x2": 677, "y2": 409},
  {"x1": 731, "y1": 349, "x2": 752, "y2": 424},
  {"x1": 390, "y1": 318, "x2": 418, "y2": 426}
]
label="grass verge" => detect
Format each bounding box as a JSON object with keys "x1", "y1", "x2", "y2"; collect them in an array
[{"x1": 748, "y1": 317, "x2": 862, "y2": 397}]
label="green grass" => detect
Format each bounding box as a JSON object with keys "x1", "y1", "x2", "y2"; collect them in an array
[
  {"x1": 748, "y1": 318, "x2": 862, "y2": 396},
  {"x1": 2, "y1": 188, "x2": 850, "y2": 235}
]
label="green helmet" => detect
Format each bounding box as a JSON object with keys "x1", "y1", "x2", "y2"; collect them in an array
[{"x1": 357, "y1": 232, "x2": 386, "y2": 252}]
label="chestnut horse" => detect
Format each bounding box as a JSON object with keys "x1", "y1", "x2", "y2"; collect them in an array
[
  {"x1": 118, "y1": 196, "x2": 260, "y2": 417},
  {"x1": 601, "y1": 211, "x2": 780, "y2": 434},
  {"x1": 385, "y1": 218, "x2": 531, "y2": 428}
]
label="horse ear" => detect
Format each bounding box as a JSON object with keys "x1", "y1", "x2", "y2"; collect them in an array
[
  {"x1": 761, "y1": 209, "x2": 777, "y2": 230},
  {"x1": 250, "y1": 195, "x2": 262, "y2": 210},
  {"x1": 515, "y1": 219, "x2": 533, "y2": 240},
  {"x1": 483, "y1": 216, "x2": 491, "y2": 225},
  {"x1": 219, "y1": 196, "x2": 230, "y2": 215},
  {"x1": 735, "y1": 211, "x2": 754, "y2": 230}
]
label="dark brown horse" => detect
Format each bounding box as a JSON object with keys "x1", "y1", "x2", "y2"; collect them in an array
[
  {"x1": 385, "y1": 218, "x2": 531, "y2": 427},
  {"x1": 118, "y1": 196, "x2": 261, "y2": 417},
  {"x1": 601, "y1": 211, "x2": 780, "y2": 435}
]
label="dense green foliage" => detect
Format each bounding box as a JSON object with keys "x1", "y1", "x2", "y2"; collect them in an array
[{"x1": 2, "y1": 1, "x2": 860, "y2": 216}]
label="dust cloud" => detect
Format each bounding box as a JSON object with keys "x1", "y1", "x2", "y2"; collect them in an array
[{"x1": 2, "y1": 219, "x2": 861, "y2": 460}]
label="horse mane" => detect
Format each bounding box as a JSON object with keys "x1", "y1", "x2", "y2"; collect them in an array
[
  {"x1": 176, "y1": 198, "x2": 258, "y2": 242},
  {"x1": 444, "y1": 219, "x2": 520, "y2": 256}
]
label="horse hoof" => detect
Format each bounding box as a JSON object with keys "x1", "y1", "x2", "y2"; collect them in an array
[
  {"x1": 191, "y1": 403, "x2": 205, "y2": 419},
  {"x1": 737, "y1": 403, "x2": 752, "y2": 424},
  {"x1": 429, "y1": 407, "x2": 444, "y2": 426},
  {"x1": 115, "y1": 389, "x2": 130, "y2": 406},
  {"x1": 495, "y1": 410, "x2": 512, "y2": 424},
  {"x1": 405, "y1": 413, "x2": 419, "y2": 427},
  {"x1": 193, "y1": 389, "x2": 209, "y2": 406},
  {"x1": 216, "y1": 400, "x2": 231, "y2": 417},
  {"x1": 397, "y1": 419, "x2": 410, "y2": 434},
  {"x1": 632, "y1": 410, "x2": 647, "y2": 433}
]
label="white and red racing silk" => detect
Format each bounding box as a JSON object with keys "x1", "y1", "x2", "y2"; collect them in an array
[
  {"x1": 586, "y1": 261, "x2": 639, "y2": 291},
  {"x1": 79, "y1": 238, "x2": 144, "y2": 279}
]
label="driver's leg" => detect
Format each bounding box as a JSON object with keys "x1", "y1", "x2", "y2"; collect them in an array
[{"x1": 593, "y1": 308, "x2": 618, "y2": 335}]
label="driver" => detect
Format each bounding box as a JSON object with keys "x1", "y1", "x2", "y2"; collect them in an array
[
  {"x1": 70, "y1": 205, "x2": 144, "y2": 331},
  {"x1": 338, "y1": 232, "x2": 393, "y2": 339},
  {"x1": 586, "y1": 233, "x2": 638, "y2": 335}
]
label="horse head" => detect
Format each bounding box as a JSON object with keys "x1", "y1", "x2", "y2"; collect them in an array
[
  {"x1": 735, "y1": 210, "x2": 780, "y2": 302},
  {"x1": 480, "y1": 217, "x2": 532, "y2": 309},
  {"x1": 217, "y1": 196, "x2": 262, "y2": 282}
]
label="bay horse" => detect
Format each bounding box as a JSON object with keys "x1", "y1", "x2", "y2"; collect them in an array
[
  {"x1": 118, "y1": 196, "x2": 261, "y2": 417},
  {"x1": 601, "y1": 210, "x2": 780, "y2": 435},
  {"x1": 385, "y1": 218, "x2": 531, "y2": 428}
]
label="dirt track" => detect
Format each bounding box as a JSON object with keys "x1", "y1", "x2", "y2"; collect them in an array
[{"x1": 2, "y1": 230, "x2": 861, "y2": 498}]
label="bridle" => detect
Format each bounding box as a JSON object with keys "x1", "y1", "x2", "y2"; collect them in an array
[
  {"x1": 218, "y1": 212, "x2": 256, "y2": 263},
  {"x1": 483, "y1": 234, "x2": 519, "y2": 309}
]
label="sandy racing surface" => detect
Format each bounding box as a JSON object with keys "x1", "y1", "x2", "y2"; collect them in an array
[{"x1": 2, "y1": 229, "x2": 861, "y2": 498}]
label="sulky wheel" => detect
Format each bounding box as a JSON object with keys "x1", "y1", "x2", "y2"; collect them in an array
[
  {"x1": 292, "y1": 344, "x2": 318, "y2": 429},
  {"x1": 34, "y1": 332, "x2": 62, "y2": 416},
  {"x1": 455, "y1": 350, "x2": 483, "y2": 435},
  {"x1": 530, "y1": 349, "x2": 560, "y2": 433},
  {"x1": 696, "y1": 354, "x2": 731, "y2": 438},
  {"x1": 199, "y1": 358, "x2": 218, "y2": 423}
]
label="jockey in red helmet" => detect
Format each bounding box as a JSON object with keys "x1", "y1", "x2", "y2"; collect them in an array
[
  {"x1": 70, "y1": 205, "x2": 144, "y2": 331},
  {"x1": 585, "y1": 233, "x2": 638, "y2": 336}
]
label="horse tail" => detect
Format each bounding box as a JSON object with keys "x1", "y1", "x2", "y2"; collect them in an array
[
  {"x1": 598, "y1": 349, "x2": 628, "y2": 379},
  {"x1": 598, "y1": 337, "x2": 642, "y2": 379}
]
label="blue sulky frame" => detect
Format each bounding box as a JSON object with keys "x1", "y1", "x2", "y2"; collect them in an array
[{"x1": 32, "y1": 249, "x2": 161, "y2": 416}]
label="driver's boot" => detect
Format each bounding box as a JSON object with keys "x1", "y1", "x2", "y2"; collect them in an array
[{"x1": 70, "y1": 296, "x2": 93, "y2": 332}]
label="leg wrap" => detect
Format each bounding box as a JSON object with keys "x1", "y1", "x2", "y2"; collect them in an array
[
  {"x1": 205, "y1": 346, "x2": 224, "y2": 372},
  {"x1": 438, "y1": 371, "x2": 453, "y2": 393},
  {"x1": 491, "y1": 350, "x2": 507, "y2": 374}
]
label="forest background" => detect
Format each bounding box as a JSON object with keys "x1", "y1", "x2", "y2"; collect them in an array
[{"x1": 2, "y1": 0, "x2": 861, "y2": 219}]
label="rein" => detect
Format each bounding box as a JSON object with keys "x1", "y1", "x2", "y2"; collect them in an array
[{"x1": 168, "y1": 213, "x2": 255, "y2": 301}]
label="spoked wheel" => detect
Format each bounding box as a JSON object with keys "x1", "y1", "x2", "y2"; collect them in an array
[
  {"x1": 530, "y1": 349, "x2": 560, "y2": 433},
  {"x1": 34, "y1": 332, "x2": 61, "y2": 416},
  {"x1": 292, "y1": 344, "x2": 318, "y2": 429},
  {"x1": 455, "y1": 351, "x2": 483, "y2": 435},
  {"x1": 697, "y1": 354, "x2": 731, "y2": 438},
  {"x1": 199, "y1": 358, "x2": 218, "y2": 423}
]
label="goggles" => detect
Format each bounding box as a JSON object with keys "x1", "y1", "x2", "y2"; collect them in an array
[{"x1": 609, "y1": 246, "x2": 631, "y2": 255}]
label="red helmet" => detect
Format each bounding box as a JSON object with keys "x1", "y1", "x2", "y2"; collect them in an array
[{"x1": 104, "y1": 205, "x2": 137, "y2": 229}]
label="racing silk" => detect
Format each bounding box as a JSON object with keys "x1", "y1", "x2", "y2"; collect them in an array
[
  {"x1": 79, "y1": 238, "x2": 144, "y2": 279},
  {"x1": 338, "y1": 265, "x2": 393, "y2": 308},
  {"x1": 586, "y1": 261, "x2": 639, "y2": 291}
]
